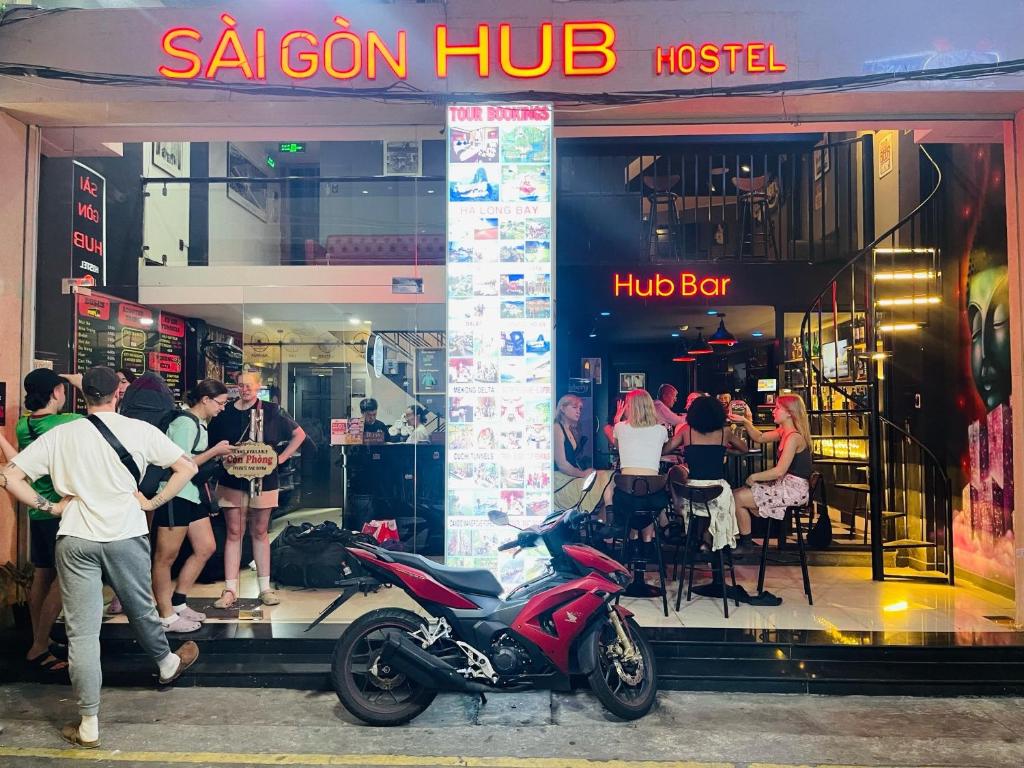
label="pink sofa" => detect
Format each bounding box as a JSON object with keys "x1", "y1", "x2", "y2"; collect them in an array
[{"x1": 305, "y1": 235, "x2": 445, "y2": 266}]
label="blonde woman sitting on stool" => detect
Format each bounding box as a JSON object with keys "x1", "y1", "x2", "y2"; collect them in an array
[
  {"x1": 553, "y1": 394, "x2": 613, "y2": 525},
  {"x1": 729, "y1": 394, "x2": 813, "y2": 555}
]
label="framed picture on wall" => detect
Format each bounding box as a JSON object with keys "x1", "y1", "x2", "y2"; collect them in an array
[
  {"x1": 383, "y1": 140, "x2": 422, "y2": 176},
  {"x1": 619, "y1": 372, "x2": 645, "y2": 393},
  {"x1": 226, "y1": 143, "x2": 268, "y2": 222},
  {"x1": 151, "y1": 141, "x2": 185, "y2": 177}
]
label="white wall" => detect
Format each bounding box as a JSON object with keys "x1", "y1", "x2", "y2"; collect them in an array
[
  {"x1": 142, "y1": 141, "x2": 190, "y2": 266},
  {"x1": 208, "y1": 142, "x2": 281, "y2": 266}
]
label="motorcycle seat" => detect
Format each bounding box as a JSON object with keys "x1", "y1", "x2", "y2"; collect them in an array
[{"x1": 385, "y1": 550, "x2": 503, "y2": 597}]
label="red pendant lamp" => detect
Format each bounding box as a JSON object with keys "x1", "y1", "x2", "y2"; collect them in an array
[
  {"x1": 708, "y1": 314, "x2": 737, "y2": 346},
  {"x1": 689, "y1": 327, "x2": 713, "y2": 355}
]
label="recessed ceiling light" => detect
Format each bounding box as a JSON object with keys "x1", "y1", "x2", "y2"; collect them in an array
[
  {"x1": 599, "y1": 311, "x2": 611, "y2": 317},
  {"x1": 349, "y1": 317, "x2": 361, "y2": 325},
  {"x1": 706, "y1": 310, "x2": 718, "y2": 316},
  {"x1": 740, "y1": 164, "x2": 751, "y2": 173},
  {"x1": 250, "y1": 317, "x2": 263, "y2": 325},
  {"x1": 678, "y1": 324, "x2": 689, "y2": 331},
  {"x1": 361, "y1": 189, "x2": 369, "y2": 194},
  {"x1": 751, "y1": 331, "x2": 764, "y2": 337},
  {"x1": 671, "y1": 332, "x2": 680, "y2": 337},
  {"x1": 427, "y1": 189, "x2": 436, "y2": 194}
]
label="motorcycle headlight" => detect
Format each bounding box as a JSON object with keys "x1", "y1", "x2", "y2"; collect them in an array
[{"x1": 609, "y1": 570, "x2": 632, "y2": 587}]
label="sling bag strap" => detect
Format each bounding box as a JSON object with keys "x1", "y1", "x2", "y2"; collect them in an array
[{"x1": 86, "y1": 414, "x2": 141, "y2": 489}]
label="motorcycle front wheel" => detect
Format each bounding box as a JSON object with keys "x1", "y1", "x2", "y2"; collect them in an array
[
  {"x1": 330, "y1": 608, "x2": 437, "y2": 726},
  {"x1": 587, "y1": 615, "x2": 657, "y2": 720}
]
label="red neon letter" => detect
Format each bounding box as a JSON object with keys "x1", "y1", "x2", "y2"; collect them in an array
[
  {"x1": 613, "y1": 273, "x2": 633, "y2": 297},
  {"x1": 746, "y1": 42, "x2": 766, "y2": 73},
  {"x1": 280, "y1": 31, "x2": 319, "y2": 79},
  {"x1": 159, "y1": 27, "x2": 202, "y2": 80},
  {"x1": 680, "y1": 272, "x2": 697, "y2": 297},
  {"x1": 654, "y1": 45, "x2": 675, "y2": 75},
  {"x1": 656, "y1": 274, "x2": 675, "y2": 297},
  {"x1": 499, "y1": 23, "x2": 553, "y2": 78},
  {"x1": 563, "y1": 22, "x2": 617, "y2": 76},
  {"x1": 768, "y1": 44, "x2": 787, "y2": 72},
  {"x1": 368, "y1": 30, "x2": 407, "y2": 79},
  {"x1": 698, "y1": 43, "x2": 721, "y2": 75},
  {"x1": 435, "y1": 24, "x2": 490, "y2": 77},
  {"x1": 205, "y1": 14, "x2": 255, "y2": 80},
  {"x1": 721, "y1": 43, "x2": 743, "y2": 74}
]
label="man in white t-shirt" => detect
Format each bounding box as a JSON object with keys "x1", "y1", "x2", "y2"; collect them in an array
[
  {"x1": 652, "y1": 384, "x2": 686, "y2": 433},
  {"x1": 0, "y1": 367, "x2": 199, "y2": 749}
]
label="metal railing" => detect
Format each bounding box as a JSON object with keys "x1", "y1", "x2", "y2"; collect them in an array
[{"x1": 798, "y1": 139, "x2": 953, "y2": 583}]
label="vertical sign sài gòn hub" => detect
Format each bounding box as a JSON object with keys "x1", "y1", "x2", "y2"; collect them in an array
[
  {"x1": 446, "y1": 104, "x2": 554, "y2": 591},
  {"x1": 72, "y1": 162, "x2": 106, "y2": 285}
]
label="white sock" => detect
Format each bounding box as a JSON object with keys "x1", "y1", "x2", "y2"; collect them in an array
[
  {"x1": 78, "y1": 715, "x2": 99, "y2": 742},
  {"x1": 172, "y1": 602, "x2": 187, "y2": 613},
  {"x1": 160, "y1": 614, "x2": 177, "y2": 627},
  {"x1": 157, "y1": 652, "x2": 180, "y2": 679},
  {"x1": 224, "y1": 579, "x2": 238, "y2": 595},
  {"x1": 257, "y1": 576, "x2": 271, "y2": 593}
]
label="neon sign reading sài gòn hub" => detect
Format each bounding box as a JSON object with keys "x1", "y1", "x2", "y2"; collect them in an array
[
  {"x1": 158, "y1": 15, "x2": 786, "y2": 82},
  {"x1": 613, "y1": 272, "x2": 732, "y2": 299}
]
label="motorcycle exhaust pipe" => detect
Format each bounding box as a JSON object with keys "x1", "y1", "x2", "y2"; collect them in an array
[{"x1": 378, "y1": 631, "x2": 489, "y2": 693}]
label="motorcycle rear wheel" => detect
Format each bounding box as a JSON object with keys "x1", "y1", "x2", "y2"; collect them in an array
[
  {"x1": 587, "y1": 616, "x2": 657, "y2": 720},
  {"x1": 330, "y1": 608, "x2": 437, "y2": 726}
]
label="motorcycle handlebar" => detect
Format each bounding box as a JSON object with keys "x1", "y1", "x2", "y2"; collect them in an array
[{"x1": 497, "y1": 540, "x2": 518, "y2": 552}]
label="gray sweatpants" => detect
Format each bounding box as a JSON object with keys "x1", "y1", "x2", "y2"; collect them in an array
[{"x1": 56, "y1": 534, "x2": 171, "y2": 717}]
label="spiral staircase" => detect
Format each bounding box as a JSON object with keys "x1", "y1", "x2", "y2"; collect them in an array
[{"x1": 799, "y1": 137, "x2": 953, "y2": 583}]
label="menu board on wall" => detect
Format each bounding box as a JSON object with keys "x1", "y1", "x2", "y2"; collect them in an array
[
  {"x1": 445, "y1": 104, "x2": 554, "y2": 591},
  {"x1": 74, "y1": 290, "x2": 187, "y2": 404}
]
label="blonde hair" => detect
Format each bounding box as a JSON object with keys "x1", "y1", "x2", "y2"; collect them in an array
[
  {"x1": 238, "y1": 371, "x2": 263, "y2": 387},
  {"x1": 776, "y1": 394, "x2": 813, "y2": 452},
  {"x1": 555, "y1": 394, "x2": 582, "y2": 422},
  {"x1": 625, "y1": 389, "x2": 658, "y2": 428}
]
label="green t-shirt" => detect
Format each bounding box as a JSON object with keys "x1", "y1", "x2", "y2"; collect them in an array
[
  {"x1": 15, "y1": 412, "x2": 83, "y2": 520},
  {"x1": 157, "y1": 413, "x2": 206, "y2": 505}
]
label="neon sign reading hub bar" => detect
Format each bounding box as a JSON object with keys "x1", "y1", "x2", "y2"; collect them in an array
[{"x1": 614, "y1": 272, "x2": 731, "y2": 298}]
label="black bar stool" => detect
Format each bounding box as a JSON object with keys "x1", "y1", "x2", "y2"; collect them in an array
[
  {"x1": 613, "y1": 474, "x2": 670, "y2": 617},
  {"x1": 670, "y1": 479, "x2": 738, "y2": 618},
  {"x1": 756, "y1": 472, "x2": 820, "y2": 605}
]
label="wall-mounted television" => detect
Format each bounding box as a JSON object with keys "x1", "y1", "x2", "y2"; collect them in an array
[{"x1": 757, "y1": 378, "x2": 778, "y2": 393}]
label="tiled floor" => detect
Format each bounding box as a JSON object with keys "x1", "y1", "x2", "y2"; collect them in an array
[{"x1": 103, "y1": 507, "x2": 1019, "y2": 634}]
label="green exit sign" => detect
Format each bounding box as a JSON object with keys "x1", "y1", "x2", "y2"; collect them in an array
[{"x1": 279, "y1": 142, "x2": 306, "y2": 154}]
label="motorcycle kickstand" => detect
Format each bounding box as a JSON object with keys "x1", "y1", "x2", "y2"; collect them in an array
[{"x1": 478, "y1": 692, "x2": 487, "y2": 707}]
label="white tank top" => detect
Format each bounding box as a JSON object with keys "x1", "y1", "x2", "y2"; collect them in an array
[{"x1": 614, "y1": 422, "x2": 668, "y2": 471}]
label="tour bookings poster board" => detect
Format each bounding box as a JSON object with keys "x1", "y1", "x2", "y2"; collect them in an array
[
  {"x1": 445, "y1": 104, "x2": 554, "y2": 591},
  {"x1": 74, "y1": 290, "x2": 187, "y2": 407}
]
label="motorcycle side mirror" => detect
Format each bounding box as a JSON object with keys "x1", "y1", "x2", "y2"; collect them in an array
[
  {"x1": 581, "y1": 471, "x2": 598, "y2": 492},
  {"x1": 487, "y1": 509, "x2": 510, "y2": 527}
]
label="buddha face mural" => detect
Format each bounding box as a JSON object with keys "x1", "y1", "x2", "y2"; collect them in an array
[{"x1": 966, "y1": 247, "x2": 1011, "y2": 412}]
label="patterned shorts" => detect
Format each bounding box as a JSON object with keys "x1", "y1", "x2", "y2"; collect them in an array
[{"x1": 750, "y1": 474, "x2": 810, "y2": 520}]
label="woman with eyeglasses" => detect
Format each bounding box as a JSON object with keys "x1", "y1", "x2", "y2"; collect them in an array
[{"x1": 150, "y1": 379, "x2": 234, "y2": 633}]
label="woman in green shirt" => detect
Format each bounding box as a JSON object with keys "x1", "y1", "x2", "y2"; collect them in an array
[
  {"x1": 151, "y1": 379, "x2": 233, "y2": 634},
  {"x1": 0, "y1": 368, "x2": 80, "y2": 672}
]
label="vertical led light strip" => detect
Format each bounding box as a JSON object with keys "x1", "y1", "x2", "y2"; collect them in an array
[{"x1": 445, "y1": 104, "x2": 554, "y2": 590}]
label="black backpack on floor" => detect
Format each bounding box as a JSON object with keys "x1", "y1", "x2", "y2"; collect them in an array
[{"x1": 270, "y1": 521, "x2": 375, "y2": 588}]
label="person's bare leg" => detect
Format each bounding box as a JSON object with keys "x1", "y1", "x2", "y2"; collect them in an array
[
  {"x1": 26, "y1": 568, "x2": 64, "y2": 664},
  {"x1": 733, "y1": 487, "x2": 756, "y2": 535},
  {"x1": 152, "y1": 526, "x2": 189, "y2": 618},
  {"x1": 249, "y1": 508, "x2": 272, "y2": 580},
  {"x1": 175, "y1": 517, "x2": 216, "y2": 598},
  {"x1": 222, "y1": 507, "x2": 244, "y2": 583}
]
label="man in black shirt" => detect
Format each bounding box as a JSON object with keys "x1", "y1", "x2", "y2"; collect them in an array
[{"x1": 359, "y1": 398, "x2": 401, "y2": 442}]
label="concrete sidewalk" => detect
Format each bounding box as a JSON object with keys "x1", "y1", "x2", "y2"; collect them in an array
[{"x1": 1, "y1": 684, "x2": 1022, "y2": 767}]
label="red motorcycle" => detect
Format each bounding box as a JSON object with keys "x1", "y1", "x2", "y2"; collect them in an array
[{"x1": 307, "y1": 475, "x2": 658, "y2": 725}]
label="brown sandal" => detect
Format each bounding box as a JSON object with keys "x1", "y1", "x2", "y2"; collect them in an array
[
  {"x1": 60, "y1": 723, "x2": 99, "y2": 749},
  {"x1": 212, "y1": 588, "x2": 237, "y2": 609}
]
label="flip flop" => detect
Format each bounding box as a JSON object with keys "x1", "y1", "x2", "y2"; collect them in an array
[
  {"x1": 27, "y1": 652, "x2": 69, "y2": 673},
  {"x1": 746, "y1": 590, "x2": 783, "y2": 607},
  {"x1": 48, "y1": 641, "x2": 69, "y2": 661},
  {"x1": 60, "y1": 723, "x2": 99, "y2": 749}
]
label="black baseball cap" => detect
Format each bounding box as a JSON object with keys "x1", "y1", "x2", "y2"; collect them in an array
[
  {"x1": 24, "y1": 368, "x2": 64, "y2": 399},
  {"x1": 82, "y1": 366, "x2": 120, "y2": 399}
]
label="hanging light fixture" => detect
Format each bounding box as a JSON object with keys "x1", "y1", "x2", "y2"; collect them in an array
[
  {"x1": 689, "y1": 327, "x2": 713, "y2": 355},
  {"x1": 708, "y1": 313, "x2": 737, "y2": 346},
  {"x1": 672, "y1": 341, "x2": 696, "y2": 363}
]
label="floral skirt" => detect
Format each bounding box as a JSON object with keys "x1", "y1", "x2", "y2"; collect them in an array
[{"x1": 750, "y1": 474, "x2": 810, "y2": 520}]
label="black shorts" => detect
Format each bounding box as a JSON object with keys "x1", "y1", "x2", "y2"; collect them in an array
[
  {"x1": 29, "y1": 516, "x2": 61, "y2": 569},
  {"x1": 152, "y1": 498, "x2": 206, "y2": 528},
  {"x1": 612, "y1": 488, "x2": 670, "y2": 531}
]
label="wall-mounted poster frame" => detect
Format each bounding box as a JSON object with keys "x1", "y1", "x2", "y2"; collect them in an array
[
  {"x1": 226, "y1": 143, "x2": 268, "y2": 221},
  {"x1": 445, "y1": 103, "x2": 554, "y2": 590}
]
